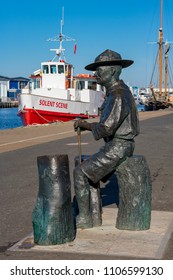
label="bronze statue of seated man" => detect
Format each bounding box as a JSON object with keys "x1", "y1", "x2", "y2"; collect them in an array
[{"x1": 73, "y1": 49, "x2": 140, "y2": 229}]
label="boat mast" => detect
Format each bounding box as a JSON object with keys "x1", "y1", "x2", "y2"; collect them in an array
[
  {"x1": 47, "y1": 7, "x2": 76, "y2": 61},
  {"x1": 158, "y1": 0, "x2": 163, "y2": 98},
  {"x1": 164, "y1": 42, "x2": 169, "y2": 99},
  {"x1": 150, "y1": 0, "x2": 172, "y2": 103}
]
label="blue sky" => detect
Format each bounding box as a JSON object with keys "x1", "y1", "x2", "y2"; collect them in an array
[{"x1": 1, "y1": 0, "x2": 173, "y2": 88}]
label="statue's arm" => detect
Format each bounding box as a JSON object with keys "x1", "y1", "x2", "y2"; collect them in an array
[{"x1": 92, "y1": 94, "x2": 129, "y2": 140}]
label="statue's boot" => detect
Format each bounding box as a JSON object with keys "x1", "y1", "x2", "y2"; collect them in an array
[{"x1": 74, "y1": 166, "x2": 93, "y2": 229}]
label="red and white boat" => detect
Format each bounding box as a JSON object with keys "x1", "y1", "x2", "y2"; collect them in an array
[{"x1": 18, "y1": 12, "x2": 105, "y2": 126}]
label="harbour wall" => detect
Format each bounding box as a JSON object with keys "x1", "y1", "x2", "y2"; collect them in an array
[{"x1": 0, "y1": 101, "x2": 18, "y2": 108}]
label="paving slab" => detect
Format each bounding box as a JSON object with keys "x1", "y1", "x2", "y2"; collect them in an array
[{"x1": 8, "y1": 208, "x2": 173, "y2": 259}]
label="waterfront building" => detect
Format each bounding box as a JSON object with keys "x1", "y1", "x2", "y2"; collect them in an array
[{"x1": 0, "y1": 75, "x2": 30, "y2": 102}]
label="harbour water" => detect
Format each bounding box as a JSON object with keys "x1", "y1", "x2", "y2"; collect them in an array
[{"x1": 0, "y1": 108, "x2": 22, "y2": 130}]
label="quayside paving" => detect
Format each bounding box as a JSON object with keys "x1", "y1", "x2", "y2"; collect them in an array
[
  {"x1": 0, "y1": 108, "x2": 173, "y2": 260},
  {"x1": 0, "y1": 109, "x2": 173, "y2": 154}
]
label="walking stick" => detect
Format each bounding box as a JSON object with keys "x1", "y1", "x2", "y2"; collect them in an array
[{"x1": 77, "y1": 127, "x2": 82, "y2": 164}]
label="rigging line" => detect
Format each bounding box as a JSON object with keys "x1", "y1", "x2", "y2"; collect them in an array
[
  {"x1": 164, "y1": 0, "x2": 173, "y2": 42},
  {"x1": 168, "y1": 60, "x2": 173, "y2": 88},
  {"x1": 147, "y1": 2, "x2": 158, "y2": 42},
  {"x1": 150, "y1": 49, "x2": 159, "y2": 86}
]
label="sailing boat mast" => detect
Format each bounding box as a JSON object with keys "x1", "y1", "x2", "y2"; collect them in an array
[
  {"x1": 151, "y1": 0, "x2": 171, "y2": 100},
  {"x1": 158, "y1": 0, "x2": 163, "y2": 97},
  {"x1": 148, "y1": 0, "x2": 173, "y2": 109},
  {"x1": 164, "y1": 42, "x2": 169, "y2": 99}
]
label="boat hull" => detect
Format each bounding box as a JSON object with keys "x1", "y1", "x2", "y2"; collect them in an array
[
  {"x1": 18, "y1": 108, "x2": 92, "y2": 126},
  {"x1": 18, "y1": 92, "x2": 103, "y2": 126},
  {"x1": 144, "y1": 101, "x2": 170, "y2": 111}
]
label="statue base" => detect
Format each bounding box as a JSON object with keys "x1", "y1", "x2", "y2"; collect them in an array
[{"x1": 116, "y1": 155, "x2": 152, "y2": 230}]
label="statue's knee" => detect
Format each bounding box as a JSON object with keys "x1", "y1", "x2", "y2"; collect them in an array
[{"x1": 74, "y1": 165, "x2": 83, "y2": 178}]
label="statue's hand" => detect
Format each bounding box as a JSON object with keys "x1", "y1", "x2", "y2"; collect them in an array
[
  {"x1": 73, "y1": 120, "x2": 82, "y2": 131},
  {"x1": 74, "y1": 120, "x2": 92, "y2": 132}
]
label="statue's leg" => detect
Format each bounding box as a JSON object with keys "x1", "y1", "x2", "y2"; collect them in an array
[{"x1": 73, "y1": 165, "x2": 93, "y2": 228}]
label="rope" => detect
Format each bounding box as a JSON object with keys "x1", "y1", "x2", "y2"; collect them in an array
[
  {"x1": 32, "y1": 107, "x2": 64, "y2": 125},
  {"x1": 33, "y1": 108, "x2": 51, "y2": 123}
]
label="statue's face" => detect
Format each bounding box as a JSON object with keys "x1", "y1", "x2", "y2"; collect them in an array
[
  {"x1": 95, "y1": 65, "x2": 121, "y2": 85},
  {"x1": 95, "y1": 66, "x2": 112, "y2": 85}
]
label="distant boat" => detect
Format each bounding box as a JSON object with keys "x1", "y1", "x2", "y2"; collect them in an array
[
  {"x1": 145, "y1": 0, "x2": 173, "y2": 110},
  {"x1": 17, "y1": 9, "x2": 105, "y2": 126},
  {"x1": 130, "y1": 86, "x2": 141, "y2": 105}
]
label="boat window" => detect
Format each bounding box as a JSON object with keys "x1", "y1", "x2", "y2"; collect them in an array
[
  {"x1": 42, "y1": 65, "x2": 49, "y2": 74},
  {"x1": 65, "y1": 65, "x2": 71, "y2": 76},
  {"x1": 33, "y1": 78, "x2": 41, "y2": 89},
  {"x1": 58, "y1": 65, "x2": 64, "y2": 74},
  {"x1": 79, "y1": 81, "x2": 85, "y2": 90},
  {"x1": 88, "y1": 81, "x2": 97, "y2": 90},
  {"x1": 50, "y1": 65, "x2": 57, "y2": 74},
  {"x1": 65, "y1": 65, "x2": 68, "y2": 75}
]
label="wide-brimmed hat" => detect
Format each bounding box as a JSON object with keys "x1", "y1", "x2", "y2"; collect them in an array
[{"x1": 85, "y1": 49, "x2": 134, "y2": 71}]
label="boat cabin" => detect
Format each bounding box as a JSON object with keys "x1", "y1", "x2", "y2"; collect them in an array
[
  {"x1": 40, "y1": 60, "x2": 73, "y2": 89},
  {"x1": 30, "y1": 61, "x2": 102, "y2": 92}
]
